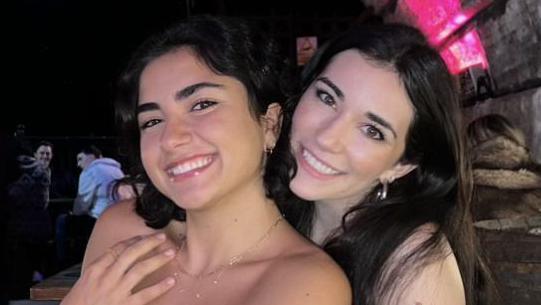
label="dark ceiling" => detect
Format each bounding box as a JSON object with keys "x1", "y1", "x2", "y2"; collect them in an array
[{"x1": 6, "y1": 0, "x2": 368, "y2": 137}]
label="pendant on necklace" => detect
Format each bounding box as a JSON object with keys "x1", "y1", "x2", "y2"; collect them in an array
[{"x1": 172, "y1": 215, "x2": 284, "y2": 300}]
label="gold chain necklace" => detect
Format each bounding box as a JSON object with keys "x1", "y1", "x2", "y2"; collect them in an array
[{"x1": 172, "y1": 214, "x2": 284, "y2": 299}]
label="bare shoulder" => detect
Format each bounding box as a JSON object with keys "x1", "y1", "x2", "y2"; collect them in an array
[
  {"x1": 82, "y1": 199, "x2": 155, "y2": 270},
  {"x1": 262, "y1": 240, "x2": 351, "y2": 305},
  {"x1": 389, "y1": 224, "x2": 466, "y2": 305}
]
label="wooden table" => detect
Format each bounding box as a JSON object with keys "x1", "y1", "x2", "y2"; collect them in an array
[
  {"x1": 476, "y1": 219, "x2": 541, "y2": 305},
  {"x1": 30, "y1": 263, "x2": 81, "y2": 301}
]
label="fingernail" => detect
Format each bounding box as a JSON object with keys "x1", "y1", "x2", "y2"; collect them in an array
[
  {"x1": 164, "y1": 249, "x2": 175, "y2": 257},
  {"x1": 155, "y1": 233, "x2": 166, "y2": 240}
]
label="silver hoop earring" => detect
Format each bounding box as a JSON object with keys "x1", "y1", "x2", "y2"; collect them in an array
[{"x1": 377, "y1": 181, "x2": 389, "y2": 201}]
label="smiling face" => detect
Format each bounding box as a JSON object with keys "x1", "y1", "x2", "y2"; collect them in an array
[
  {"x1": 35, "y1": 145, "x2": 53, "y2": 168},
  {"x1": 290, "y1": 50, "x2": 416, "y2": 206},
  {"x1": 137, "y1": 48, "x2": 277, "y2": 211}
]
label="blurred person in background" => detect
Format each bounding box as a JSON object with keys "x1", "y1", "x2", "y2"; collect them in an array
[
  {"x1": 467, "y1": 114, "x2": 541, "y2": 224},
  {"x1": 56, "y1": 145, "x2": 127, "y2": 268},
  {"x1": 4, "y1": 142, "x2": 53, "y2": 299}
]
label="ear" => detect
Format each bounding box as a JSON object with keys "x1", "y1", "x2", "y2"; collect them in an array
[
  {"x1": 261, "y1": 103, "x2": 283, "y2": 149},
  {"x1": 379, "y1": 162, "x2": 417, "y2": 183}
]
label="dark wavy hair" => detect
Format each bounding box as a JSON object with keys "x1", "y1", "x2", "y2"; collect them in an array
[
  {"x1": 34, "y1": 140, "x2": 53, "y2": 153},
  {"x1": 114, "y1": 15, "x2": 294, "y2": 228},
  {"x1": 274, "y1": 23, "x2": 498, "y2": 305},
  {"x1": 79, "y1": 145, "x2": 102, "y2": 159}
]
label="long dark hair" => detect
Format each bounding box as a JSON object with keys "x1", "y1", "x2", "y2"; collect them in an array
[
  {"x1": 114, "y1": 15, "x2": 294, "y2": 228},
  {"x1": 274, "y1": 24, "x2": 498, "y2": 305}
]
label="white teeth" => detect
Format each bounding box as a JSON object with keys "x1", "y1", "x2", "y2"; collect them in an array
[
  {"x1": 302, "y1": 149, "x2": 340, "y2": 175},
  {"x1": 168, "y1": 156, "x2": 213, "y2": 176}
]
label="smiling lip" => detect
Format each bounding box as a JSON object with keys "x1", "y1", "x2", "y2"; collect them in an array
[
  {"x1": 165, "y1": 154, "x2": 215, "y2": 181},
  {"x1": 298, "y1": 146, "x2": 342, "y2": 179}
]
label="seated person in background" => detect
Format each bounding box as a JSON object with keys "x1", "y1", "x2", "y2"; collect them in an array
[
  {"x1": 56, "y1": 145, "x2": 128, "y2": 267},
  {"x1": 467, "y1": 114, "x2": 541, "y2": 221},
  {"x1": 72, "y1": 145, "x2": 126, "y2": 218}
]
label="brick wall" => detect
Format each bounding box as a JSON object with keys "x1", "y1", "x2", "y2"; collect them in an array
[
  {"x1": 466, "y1": 0, "x2": 541, "y2": 162},
  {"x1": 477, "y1": 0, "x2": 541, "y2": 91}
]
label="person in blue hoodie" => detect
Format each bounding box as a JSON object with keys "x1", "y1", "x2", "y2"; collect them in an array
[
  {"x1": 72, "y1": 145, "x2": 126, "y2": 218},
  {"x1": 56, "y1": 145, "x2": 127, "y2": 267}
]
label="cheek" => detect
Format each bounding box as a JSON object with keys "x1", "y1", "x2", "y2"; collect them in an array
[
  {"x1": 292, "y1": 101, "x2": 319, "y2": 136},
  {"x1": 293, "y1": 99, "x2": 314, "y2": 121},
  {"x1": 139, "y1": 134, "x2": 158, "y2": 172},
  {"x1": 232, "y1": 122, "x2": 266, "y2": 160},
  {"x1": 347, "y1": 144, "x2": 397, "y2": 177}
]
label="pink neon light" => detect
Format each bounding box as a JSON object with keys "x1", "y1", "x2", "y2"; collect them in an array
[
  {"x1": 403, "y1": 0, "x2": 462, "y2": 45},
  {"x1": 440, "y1": 30, "x2": 488, "y2": 74},
  {"x1": 453, "y1": 13, "x2": 467, "y2": 24},
  {"x1": 402, "y1": 0, "x2": 489, "y2": 74}
]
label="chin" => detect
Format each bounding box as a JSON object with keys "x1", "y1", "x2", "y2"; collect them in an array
[
  {"x1": 289, "y1": 182, "x2": 322, "y2": 202},
  {"x1": 173, "y1": 194, "x2": 213, "y2": 211}
]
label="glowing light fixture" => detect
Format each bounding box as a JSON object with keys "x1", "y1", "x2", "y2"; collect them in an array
[
  {"x1": 402, "y1": 0, "x2": 489, "y2": 74},
  {"x1": 440, "y1": 30, "x2": 488, "y2": 74}
]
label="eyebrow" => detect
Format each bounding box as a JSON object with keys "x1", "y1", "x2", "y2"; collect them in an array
[
  {"x1": 175, "y1": 82, "x2": 224, "y2": 100},
  {"x1": 316, "y1": 77, "x2": 344, "y2": 100},
  {"x1": 136, "y1": 103, "x2": 159, "y2": 115},
  {"x1": 366, "y1": 112, "x2": 397, "y2": 139},
  {"x1": 136, "y1": 82, "x2": 224, "y2": 115}
]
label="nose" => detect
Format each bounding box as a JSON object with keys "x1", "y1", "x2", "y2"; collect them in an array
[
  {"x1": 160, "y1": 119, "x2": 193, "y2": 152},
  {"x1": 314, "y1": 114, "x2": 347, "y2": 153}
]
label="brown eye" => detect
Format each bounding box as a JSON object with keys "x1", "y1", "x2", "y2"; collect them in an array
[
  {"x1": 191, "y1": 100, "x2": 217, "y2": 111},
  {"x1": 316, "y1": 89, "x2": 337, "y2": 110},
  {"x1": 361, "y1": 125, "x2": 385, "y2": 141},
  {"x1": 140, "y1": 119, "x2": 162, "y2": 130}
]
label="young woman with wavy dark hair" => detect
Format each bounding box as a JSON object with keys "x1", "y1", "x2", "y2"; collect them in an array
[
  {"x1": 60, "y1": 15, "x2": 350, "y2": 305},
  {"x1": 269, "y1": 23, "x2": 498, "y2": 305}
]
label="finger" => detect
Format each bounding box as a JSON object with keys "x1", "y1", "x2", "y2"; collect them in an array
[
  {"x1": 87, "y1": 235, "x2": 145, "y2": 272},
  {"x1": 63, "y1": 234, "x2": 164, "y2": 305},
  {"x1": 106, "y1": 233, "x2": 168, "y2": 280},
  {"x1": 120, "y1": 248, "x2": 177, "y2": 291},
  {"x1": 110, "y1": 234, "x2": 147, "y2": 257},
  {"x1": 81, "y1": 235, "x2": 145, "y2": 281},
  {"x1": 127, "y1": 276, "x2": 176, "y2": 305}
]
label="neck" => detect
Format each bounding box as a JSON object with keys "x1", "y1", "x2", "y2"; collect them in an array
[
  {"x1": 312, "y1": 198, "x2": 359, "y2": 245},
  {"x1": 168, "y1": 180, "x2": 282, "y2": 275}
]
